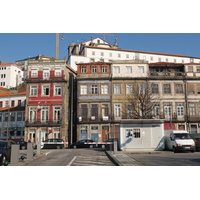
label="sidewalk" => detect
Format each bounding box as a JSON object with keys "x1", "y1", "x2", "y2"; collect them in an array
[
  {"x1": 105, "y1": 151, "x2": 143, "y2": 166},
  {"x1": 105, "y1": 149, "x2": 165, "y2": 166}
]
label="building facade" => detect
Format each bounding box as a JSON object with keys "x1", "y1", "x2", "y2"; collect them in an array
[
  {"x1": 76, "y1": 62, "x2": 112, "y2": 142},
  {"x1": 0, "y1": 89, "x2": 26, "y2": 140},
  {"x1": 24, "y1": 56, "x2": 76, "y2": 146},
  {"x1": 68, "y1": 37, "x2": 200, "y2": 71},
  {"x1": 0, "y1": 63, "x2": 24, "y2": 88}
]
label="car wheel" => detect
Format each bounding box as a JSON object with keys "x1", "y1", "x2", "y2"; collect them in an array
[
  {"x1": 173, "y1": 146, "x2": 177, "y2": 153},
  {"x1": 89, "y1": 145, "x2": 93, "y2": 148},
  {"x1": 56, "y1": 145, "x2": 61, "y2": 149},
  {"x1": 73, "y1": 145, "x2": 77, "y2": 149},
  {"x1": 101, "y1": 145, "x2": 105, "y2": 149},
  {"x1": 21, "y1": 146, "x2": 26, "y2": 150}
]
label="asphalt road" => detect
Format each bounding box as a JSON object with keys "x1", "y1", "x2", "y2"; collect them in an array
[
  {"x1": 128, "y1": 151, "x2": 200, "y2": 166},
  {"x1": 24, "y1": 148, "x2": 115, "y2": 166}
]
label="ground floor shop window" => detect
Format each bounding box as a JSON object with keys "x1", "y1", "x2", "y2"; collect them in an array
[
  {"x1": 80, "y1": 126, "x2": 88, "y2": 140},
  {"x1": 91, "y1": 133, "x2": 98, "y2": 142}
]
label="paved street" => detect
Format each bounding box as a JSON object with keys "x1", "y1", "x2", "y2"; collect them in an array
[
  {"x1": 23, "y1": 148, "x2": 115, "y2": 166},
  {"x1": 127, "y1": 151, "x2": 200, "y2": 166}
]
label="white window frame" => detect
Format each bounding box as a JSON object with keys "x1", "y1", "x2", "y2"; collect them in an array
[
  {"x1": 114, "y1": 104, "x2": 122, "y2": 118},
  {"x1": 126, "y1": 84, "x2": 133, "y2": 95},
  {"x1": 54, "y1": 106, "x2": 61, "y2": 122},
  {"x1": 177, "y1": 103, "x2": 184, "y2": 119},
  {"x1": 114, "y1": 84, "x2": 121, "y2": 95},
  {"x1": 114, "y1": 66, "x2": 120, "y2": 73},
  {"x1": 42, "y1": 85, "x2": 50, "y2": 96},
  {"x1": 101, "y1": 85, "x2": 108, "y2": 94},
  {"x1": 30, "y1": 85, "x2": 38, "y2": 96},
  {"x1": 80, "y1": 85, "x2": 87, "y2": 95},
  {"x1": 29, "y1": 107, "x2": 37, "y2": 122},
  {"x1": 54, "y1": 85, "x2": 62, "y2": 96},
  {"x1": 41, "y1": 107, "x2": 49, "y2": 122},
  {"x1": 126, "y1": 66, "x2": 132, "y2": 73},
  {"x1": 138, "y1": 66, "x2": 144, "y2": 73}
]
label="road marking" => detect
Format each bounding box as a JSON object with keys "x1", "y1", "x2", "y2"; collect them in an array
[{"x1": 67, "y1": 156, "x2": 77, "y2": 166}]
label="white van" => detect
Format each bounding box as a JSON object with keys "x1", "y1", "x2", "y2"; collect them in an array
[{"x1": 165, "y1": 130, "x2": 195, "y2": 153}]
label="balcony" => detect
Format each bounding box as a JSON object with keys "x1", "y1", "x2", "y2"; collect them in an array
[
  {"x1": 25, "y1": 120, "x2": 62, "y2": 127},
  {"x1": 149, "y1": 72, "x2": 185, "y2": 79},
  {"x1": 78, "y1": 116, "x2": 110, "y2": 123},
  {"x1": 26, "y1": 74, "x2": 67, "y2": 83}
]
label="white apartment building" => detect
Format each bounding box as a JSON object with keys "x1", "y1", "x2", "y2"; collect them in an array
[
  {"x1": 0, "y1": 63, "x2": 24, "y2": 88},
  {"x1": 0, "y1": 90, "x2": 26, "y2": 140},
  {"x1": 68, "y1": 37, "x2": 200, "y2": 71}
]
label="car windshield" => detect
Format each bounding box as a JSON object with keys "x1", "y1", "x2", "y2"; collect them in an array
[{"x1": 174, "y1": 133, "x2": 191, "y2": 139}]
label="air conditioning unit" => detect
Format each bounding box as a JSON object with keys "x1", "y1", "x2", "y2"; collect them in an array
[
  {"x1": 79, "y1": 117, "x2": 82, "y2": 121},
  {"x1": 91, "y1": 116, "x2": 95, "y2": 120},
  {"x1": 103, "y1": 116, "x2": 109, "y2": 121}
]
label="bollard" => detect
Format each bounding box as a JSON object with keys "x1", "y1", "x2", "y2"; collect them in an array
[
  {"x1": 11, "y1": 144, "x2": 20, "y2": 165},
  {"x1": 113, "y1": 141, "x2": 118, "y2": 153},
  {"x1": 27, "y1": 143, "x2": 33, "y2": 160}
]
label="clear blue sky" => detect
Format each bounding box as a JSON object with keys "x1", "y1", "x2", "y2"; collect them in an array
[{"x1": 0, "y1": 33, "x2": 200, "y2": 63}]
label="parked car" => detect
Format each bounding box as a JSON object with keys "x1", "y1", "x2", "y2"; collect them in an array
[
  {"x1": 15, "y1": 141, "x2": 28, "y2": 150},
  {"x1": 0, "y1": 140, "x2": 15, "y2": 166},
  {"x1": 69, "y1": 139, "x2": 95, "y2": 149},
  {"x1": 41, "y1": 138, "x2": 64, "y2": 149}
]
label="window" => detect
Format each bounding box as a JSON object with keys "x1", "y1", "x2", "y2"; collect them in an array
[
  {"x1": 0, "y1": 101, "x2": 2, "y2": 108},
  {"x1": 188, "y1": 84, "x2": 195, "y2": 95},
  {"x1": 80, "y1": 126, "x2": 88, "y2": 140},
  {"x1": 166, "y1": 58, "x2": 169, "y2": 62},
  {"x1": 114, "y1": 104, "x2": 121, "y2": 118},
  {"x1": 138, "y1": 83, "x2": 146, "y2": 94},
  {"x1": 164, "y1": 103, "x2": 172, "y2": 119},
  {"x1": 11, "y1": 100, "x2": 15, "y2": 107},
  {"x1": 127, "y1": 103, "x2": 134, "y2": 119},
  {"x1": 138, "y1": 66, "x2": 144, "y2": 73},
  {"x1": 189, "y1": 104, "x2": 196, "y2": 116},
  {"x1": 91, "y1": 104, "x2": 98, "y2": 118},
  {"x1": 0, "y1": 113, "x2": 2, "y2": 122},
  {"x1": 101, "y1": 52, "x2": 104, "y2": 56},
  {"x1": 18, "y1": 100, "x2": 21, "y2": 106},
  {"x1": 114, "y1": 84, "x2": 121, "y2": 94},
  {"x1": 81, "y1": 104, "x2": 88, "y2": 119},
  {"x1": 54, "y1": 85, "x2": 62, "y2": 96},
  {"x1": 80, "y1": 85, "x2": 87, "y2": 95},
  {"x1": 43, "y1": 69, "x2": 50, "y2": 79},
  {"x1": 126, "y1": 84, "x2": 133, "y2": 94},
  {"x1": 102, "y1": 104, "x2": 109, "y2": 117},
  {"x1": 55, "y1": 67, "x2": 61, "y2": 76},
  {"x1": 4, "y1": 113, "x2": 8, "y2": 121},
  {"x1": 17, "y1": 112, "x2": 22, "y2": 121},
  {"x1": 42, "y1": 85, "x2": 50, "y2": 96},
  {"x1": 114, "y1": 66, "x2": 120, "y2": 73},
  {"x1": 125, "y1": 129, "x2": 140, "y2": 138},
  {"x1": 31, "y1": 68, "x2": 38, "y2": 77},
  {"x1": 41, "y1": 107, "x2": 49, "y2": 122},
  {"x1": 152, "y1": 84, "x2": 159, "y2": 94},
  {"x1": 126, "y1": 54, "x2": 129, "y2": 58},
  {"x1": 175, "y1": 84, "x2": 183, "y2": 94},
  {"x1": 118, "y1": 53, "x2": 121, "y2": 58},
  {"x1": 176, "y1": 103, "x2": 184, "y2": 119},
  {"x1": 29, "y1": 107, "x2": 37, "y2": 122},
  {"x1": 158, "y1": 58, "x2": 162, "y2": 62},
  {"x1": 81, "y1": 66, "x2": 87, "y2": 73},
  {"x1": 126, "y1": 66, "x2": 132, "y2": 73},
  {"x1": 102, "y1": 66, "x2": 107, "y2": 73},
  {"x1": 163, "y1": 84, "x2": 171, "y2": 94},
  {"x1": 101, "y1": 85, "x2": 108, "y2": 94},
  {"x1": 109, "y1": 53, "x2": 112, "y2": 57},
  {"x1": 153, "y1": 104, "x2": 160, "y2": 118},
  {"x1": 30, "y1": 85, "x2": 37, "y2": 96},
  {"x1": 11, "y1": 113, "x2": 15, "y2": 121},
  {"x1": 133, "y1": 129, "x2": 140, "y2": 138},
  {"x1": 91, "y1": 85, "x2": 98, "y2": 94},
  {"x1": 174, "y1": 59, "x2": 176, "y2": 63},
  {"x1": 91, "y1": 66, "x2": 97, "y2": 73},
  {"x1": 92, "y1": 51, "x2": 95, "y2": 56},
  {"x1": 54, "y1": 107, "x2": 61, "y2": 121}
]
